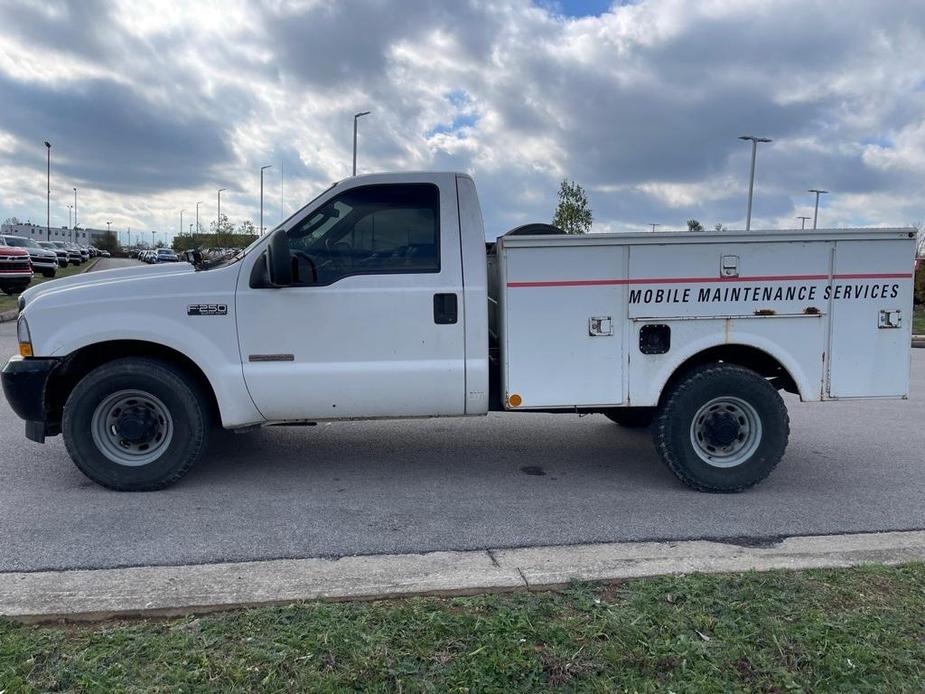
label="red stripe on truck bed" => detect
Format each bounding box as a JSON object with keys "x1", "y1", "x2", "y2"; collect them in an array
[{"x1": 507, "y1": 272, "x2": 913, "y2": 288}]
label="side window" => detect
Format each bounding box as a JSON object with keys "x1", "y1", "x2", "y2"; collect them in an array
[{"x1": 287, "y1": 183, "x2": 439, "y2": 285}]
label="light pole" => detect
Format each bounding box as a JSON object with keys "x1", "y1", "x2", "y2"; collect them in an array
[
  {"x1": 195, "y1": 201, "x2": 202, "y2": 238},
  {"x1": 217, "y1": 188, "x2": 227, "y2": 246},
  {"x1": 797, "y1": 215, "x2": 811, "y2": 230},
  {"x1": 260, "y1": 165, "x2": 272, "y2": 235},
  {"x1": 808, "y1": 189, "x2": 828, "y2": 230},
  {"x1": 179, "y1": 209, "x2": 185, "y2": 240},
  {"x1": 648, "y1": 223, "x2": 660, "y2": 232},
  {"x1": 353, "y1": 111, "x2": 371, "y2": 176},
  {"x1": 106, "y1": 220, "x2": 112, "y2": 235},
  {"x1": 738, "y1": 135, "x2": 772, "y2": 231},
  {"x1": 151, "y1": 230, "x2": 156, "y2": 248},
  {"x1": 66, "y1": 204, "x2": 72, "y2": 230},
  {"x1": 44, "y1": 141, "x2": 51, "y2": 241}
]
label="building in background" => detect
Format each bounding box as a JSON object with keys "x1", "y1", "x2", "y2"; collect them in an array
[{"x1": 0, "y1": 221, "x2": 112, "y2": 245}]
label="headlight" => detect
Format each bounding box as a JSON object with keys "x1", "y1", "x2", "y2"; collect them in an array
[{"x1": 17, "y1": 316, "x2": 32, "y2": 357}]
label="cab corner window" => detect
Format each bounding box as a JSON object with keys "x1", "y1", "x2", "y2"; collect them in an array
[{"x1": 287, "y1": 183, "x2": 440, "y2": 285}]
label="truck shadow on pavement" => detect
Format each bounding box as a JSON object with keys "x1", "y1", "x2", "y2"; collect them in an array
[{"x1": 189, "y1": 414, "x2": 679, "y2": 492}]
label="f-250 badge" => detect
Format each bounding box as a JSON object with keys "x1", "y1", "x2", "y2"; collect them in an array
[{"x1": 187, "y1": 303, "x2": 228, "y2": 316}]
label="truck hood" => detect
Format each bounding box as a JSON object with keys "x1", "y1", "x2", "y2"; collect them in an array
[
  {"x1": 20, "y1": 261, "x2": 194, "y2": 308},
  {"x1": 0, "y1": 245, "x2": 29, "y2": 258}
]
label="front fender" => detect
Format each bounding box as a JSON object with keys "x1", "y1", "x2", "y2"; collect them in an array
[{"x1": 22, "y1": 264, "x2": 263, "y2": 428}]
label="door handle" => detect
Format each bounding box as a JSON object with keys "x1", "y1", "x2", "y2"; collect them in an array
[{"x1": 433, "y1": 293, "x2": 458, "y2": 324}]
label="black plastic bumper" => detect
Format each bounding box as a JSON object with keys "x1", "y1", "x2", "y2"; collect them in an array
[{"x1": 1, "y1": 356, "x2": 60, "y2": 442}]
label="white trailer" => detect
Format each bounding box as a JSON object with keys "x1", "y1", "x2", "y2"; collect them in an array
[{"x1": 2, "y1": 172, "x2": 917, "y2": 492}]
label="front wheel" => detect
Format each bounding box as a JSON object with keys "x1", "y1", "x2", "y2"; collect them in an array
[
  {"x1": 41, "y1": 269, "x2": 56, "y2": 278},
  {"x1": 652, "y1": 364, "x2": 789, "y2": 492},
  {"x1": 62, "y1": 357, "x2": 210, "y2": 491}
]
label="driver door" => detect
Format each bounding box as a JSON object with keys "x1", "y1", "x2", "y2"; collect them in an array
[{"x1": 235, "y1": 176, "x2": 467, "y2": 421}]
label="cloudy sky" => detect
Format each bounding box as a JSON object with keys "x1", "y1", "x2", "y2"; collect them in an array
[{"x1": 0, "y1": 0, "x2": 923, "y2": 243}]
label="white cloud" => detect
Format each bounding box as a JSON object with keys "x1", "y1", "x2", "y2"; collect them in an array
[{"x1": 0, "y1": 0, "x2": 923, "y2": 239}]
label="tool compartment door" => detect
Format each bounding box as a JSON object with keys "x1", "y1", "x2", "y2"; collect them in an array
[
  {"x1": 827, "y1": 239, "x2": 914, "y2": 398},
  {"x1": 501, "y1": 242, "x2": 625, "y2": 408}
]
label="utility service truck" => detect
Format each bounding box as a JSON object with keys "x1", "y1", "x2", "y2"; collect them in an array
[{"x1": 2, "y1": 172, "x2": 916, "y2": 492}]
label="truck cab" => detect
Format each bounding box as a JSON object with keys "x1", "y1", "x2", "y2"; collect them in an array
[{"x1": 237, "y1": 172, "x2": 488, "y2": 421}]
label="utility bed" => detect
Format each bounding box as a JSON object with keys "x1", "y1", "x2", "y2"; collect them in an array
[{"x1": 489, "y1": 228, "x2": 916, "y2": 410}]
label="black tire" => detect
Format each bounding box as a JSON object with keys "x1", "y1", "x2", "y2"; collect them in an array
[
  {"x1": 652, "y1": 364, "x2": 789, "y2": 493},
  {"x1": 42, "y1": 269, "x2": 56, "y2": 278},
  {"x1": 1, "y1": 287, "x2": 12, "y2": 295},
  {"x1": 62, "y1": 357, "x2": 210, "y2": 491},
  {"x1": 604, "y1": 407, "x2": 656, "y2": 429}
]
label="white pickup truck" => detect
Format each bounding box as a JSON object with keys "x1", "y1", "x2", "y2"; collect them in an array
[{"x1": 2, "y1": 172, "x2": 916, "y2": 492}]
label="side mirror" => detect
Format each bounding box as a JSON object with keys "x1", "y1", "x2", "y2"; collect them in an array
[{"x1": 267, "y1": 228, "x2": 293, "y2": 287}]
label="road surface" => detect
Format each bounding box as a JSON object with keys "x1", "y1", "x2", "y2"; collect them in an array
[{"x1": 1, "y1": 257, "x2": 923, "y2": 571}]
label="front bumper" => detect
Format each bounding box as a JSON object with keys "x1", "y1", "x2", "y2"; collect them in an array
[
  {"x1": 30, "y1": 257, "x2": 57, "y2": 269},
  {"x1": 1, "y1": 356, "x2": 61, "y2": 442}
]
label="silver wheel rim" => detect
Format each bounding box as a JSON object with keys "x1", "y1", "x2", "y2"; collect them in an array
[
  {"x1": 689, "y1": 396, "x2": 762, "y2": 468},
  {"x1": 90, "y1": 390, "x2": 173, "y2": 467}
]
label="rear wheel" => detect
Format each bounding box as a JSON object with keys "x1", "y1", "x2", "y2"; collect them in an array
[
  {"x1": 62, "y1": 357, "x2": 210, "y2": 491},
  {"x1": 652, "y1": 364, "x2": 789, "y2": 492},
  {"x1": 604, "y1": 407, "x2": 655, "y2": 429}
]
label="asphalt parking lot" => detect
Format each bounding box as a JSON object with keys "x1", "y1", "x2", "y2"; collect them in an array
[{"x1": 1, "y1": 260, "x2": 923, "y2": 572}]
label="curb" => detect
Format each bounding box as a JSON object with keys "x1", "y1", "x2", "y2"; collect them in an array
[
  {"x1": 913, "y1": 335, "x2": 925, "y2": 349},
  {"x1": 2, "y1": 530, "x2": 924, "y2": 623},
  {"x1": 0, "y1": 257, "x2": 101, "y2": 323}
]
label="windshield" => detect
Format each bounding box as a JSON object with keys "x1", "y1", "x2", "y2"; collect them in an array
[
  {"x1": 2, "y1": 236, "x2": 33, "y2": 248},
  {"x1": 197, "y1": 181, "x2": 339, "y2": 271}
]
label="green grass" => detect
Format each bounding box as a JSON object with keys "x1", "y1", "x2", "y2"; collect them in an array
[
  {"x1": 0, "y1": 258, "x2": 98, "y2": 312},
  {"x1": 1, "y1": 563, "x2": 924, "y2": 692},
  {"x1": 914, "y1": 305, "x2": 924, "y2": 335}
]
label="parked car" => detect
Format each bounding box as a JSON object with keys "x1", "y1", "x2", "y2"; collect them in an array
[
  {"x1": 0, "y1": 235, "x2": 57, "y2": 278},
  {"x1": 100, "y1": 250, "x2": 111, "y2": 258},
  {"x1": 76, "y1": 245, "x2": 90, "y2": 262},
  {"x1": 154, "y1": 248, "x2": 179, "y2": 263},
  {"x1": 60, "y1": 243, "x2": 84, "y2": 265},
  {"x1": 38, "y1": 241, "x2": 69, "y2": 268},
  {"x1": 0, "y1": 244, "x2": 33, "y2": 295}
]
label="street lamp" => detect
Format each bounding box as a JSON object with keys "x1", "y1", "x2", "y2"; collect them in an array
[
  {"x1": 260, "y1": 165, "x2": 272, "y2": 235},
  {"x1": 217, "y1": 188, "x2": 227, "y2": 245},
  {"x1": 179, "y1": 209, "x2": 185, "y2": 240},
  {"x1": 353, "y1": 111, "x2": 371, "y2": 176},
  {"x1": 808, "y1": 189, "x2": 828, "y2": 230},
  {"x1": 66, "y1": 204, "x2": 72, "y2": 230},
  {"x1": 738, "y1": 135, "x2": 772, "y2": 231},
  {"x1": 648, "y1": 223, "x2": 660, "y2": 233},
  {"x1": 195, "y1": 201, "x2": 203, "y2": 237},
  {"x1": 44, "y1": 141, "x2": 51, "y2": 241},
  {"x1": 796, "y1": 215, "x2": 811, "y2": 230},
  {"x1": 106, "y1": 220, "x2": 112, "y2": 234}
]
